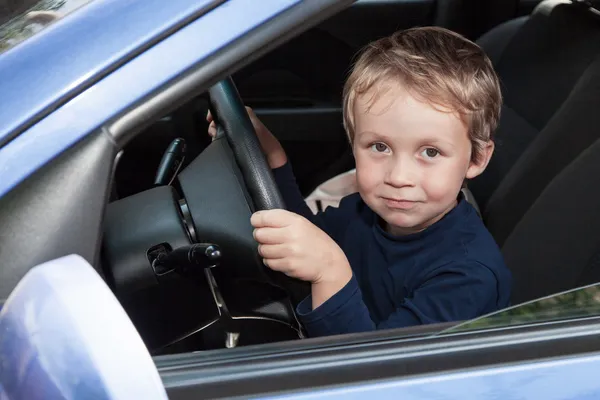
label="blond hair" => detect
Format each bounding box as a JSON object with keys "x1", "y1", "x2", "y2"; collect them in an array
[{"x1": 343, "y1": 27, "x2": 502, "y2": 163}]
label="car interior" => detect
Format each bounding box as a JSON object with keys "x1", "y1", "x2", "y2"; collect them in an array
[
  {"x1": 4, "y1": 0, "x2": 600, "y2": 359},
  {"x1": 98, "y1": 0, "x2": 600, "y2": 354}
]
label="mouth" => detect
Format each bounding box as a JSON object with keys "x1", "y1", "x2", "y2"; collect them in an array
[{"x1": 381, "y1": 197, "x2": 419, "y2": 210}]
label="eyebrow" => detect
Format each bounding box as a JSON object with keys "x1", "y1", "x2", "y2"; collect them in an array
[
  {"x1": 356, "y1": 130, "x2": 392, "y2": 141},
  {"x1": 420, "y1": 138, "x2": 456, "y2": 149},
  {"x1": 356, "y1": 130, "x2": 456, "y2": 148}
]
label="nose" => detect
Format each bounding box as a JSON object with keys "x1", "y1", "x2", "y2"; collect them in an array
[{"x1": 384, "y1": 155, "x2": 416, "y2": 188}]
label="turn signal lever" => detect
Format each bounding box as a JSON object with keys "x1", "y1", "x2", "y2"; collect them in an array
[
  {"x1": 151, "y1": 243, "x2": 221, "y2": 276},
  {"x1": 154, "y1": 137, "x2": 186, "y2": 186}
]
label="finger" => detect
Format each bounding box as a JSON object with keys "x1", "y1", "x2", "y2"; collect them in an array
[
  {"x1": 206, "y1": 110, "x2": 213, "y2": 123},
  {"x1": 208, "y1": 121, "x2": 217, "y2": 137},
  {"x1": 258, "y1": 244, "x2": 287, "y2": 259},
  {"x1": 253, "y1": 227, "x2": 285, "y2": 244},
  {"x1": 262, "y1": 257, "x2": 291, "y2": 273},
  {"x1": 251, "y1": 209, "x2": 298, "y2": 228}
]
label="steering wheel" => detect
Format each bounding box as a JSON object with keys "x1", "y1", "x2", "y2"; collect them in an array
[
  {"x1": 103, "y1": 77, "x2": 309, "y2": 350},
  {"x1": 206, "y1": 77, "x2": 310, "y2": 303},
  {"x1": 208, "y1": 78, "x2": 286, "y2": 212}
]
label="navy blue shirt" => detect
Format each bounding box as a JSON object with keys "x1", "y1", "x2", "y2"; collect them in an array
[{"x1": 273, "y1": 162, "x2": 512, "y2": 337}]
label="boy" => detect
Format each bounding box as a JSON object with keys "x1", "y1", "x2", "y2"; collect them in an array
[{"x1": 208, "y1": 27, "x2": 512, "y2": 337}]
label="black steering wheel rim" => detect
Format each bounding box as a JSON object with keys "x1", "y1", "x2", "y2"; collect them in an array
[
  {"x1": 208, "y1": 77, "x2": 286, "y2": 212},
  {"x1": 207, "y1": 77, "x2": 310, "y2": 304}
]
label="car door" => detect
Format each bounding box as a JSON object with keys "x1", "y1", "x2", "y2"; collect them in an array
[{"x1": 157, "y1": 284, "x2": 600, "y2": 399}]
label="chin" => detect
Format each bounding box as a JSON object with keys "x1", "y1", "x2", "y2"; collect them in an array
[{"x1": 377, "y1": 209, "x2": 425, "y2": 232}]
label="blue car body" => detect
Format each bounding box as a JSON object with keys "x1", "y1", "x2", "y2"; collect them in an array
[
  {"x1": 1, "y1": 0, "x2": 600, "y2": 398},
  {"x1": 0, "y1": 0, "x2": 301, "y2": 197}
]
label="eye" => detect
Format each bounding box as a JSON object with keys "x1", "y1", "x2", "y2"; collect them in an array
[
  {"x1": 370, "y1": 142, "x2": 390, "y2": 153},
  {"x1": 421, "y1": 148, "x2": 440, "y2": 159}
]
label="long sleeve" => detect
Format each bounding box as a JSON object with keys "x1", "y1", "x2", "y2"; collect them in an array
[
  {"x1": 272, "y1": 162, "x2": 358, "y2": 243},
  {"x1": 296, "y1": 261, "x2": 499, "y2": 337},
  {"x1": 272, "y1": 162, "x2": 316, "y2": 221}
]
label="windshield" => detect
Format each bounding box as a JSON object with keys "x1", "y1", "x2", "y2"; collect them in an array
[
  {"x1": 0, "y1": 0, "x2": 92, "y2": 54},
  {"x1": 437, "y1": 282, "x2": 600, "y2": 335}
]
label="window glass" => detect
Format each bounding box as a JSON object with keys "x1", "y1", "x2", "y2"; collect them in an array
[
  {"x1": 0, "y1": 0, "x2": 92, "y2": 54},
  {"x1": 438, "y1": 283, "x2": 600, "y2": 335}
]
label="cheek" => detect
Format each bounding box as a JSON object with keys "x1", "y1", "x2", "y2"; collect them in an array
[
  {"x1": 421, "y1": 162, "x2": 467, "y2": 201},
  {"x1": 355, "y1": 152, "x2": 381, "y2": 191}
]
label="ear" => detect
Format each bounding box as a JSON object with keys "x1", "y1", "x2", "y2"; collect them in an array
[{"x1": 466, "y1": 141, "x2": 494, "y2": 179}]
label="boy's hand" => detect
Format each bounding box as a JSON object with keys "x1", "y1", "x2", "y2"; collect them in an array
[
  {"x1": 207, "y1": 106, "x2": 287, "y2": 169},
  {"x1": 251, "y1": 209, "x2": 351, "y2": 286}
]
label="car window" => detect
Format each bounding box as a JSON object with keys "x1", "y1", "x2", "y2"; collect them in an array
[
  {"x1": 437, "y1": 282, "x2": 600, "y2": 335},
  {"x1": 0, "y1": 0, "x2": 92, "y2": 54}
]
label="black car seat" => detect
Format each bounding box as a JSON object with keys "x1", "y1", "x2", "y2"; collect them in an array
[
  {"x1": 502, "y1": 136, "x2": 600, "y2": 304},
  {"x1": 469, "y1": 0, "x2": 600, "y2": 246}
]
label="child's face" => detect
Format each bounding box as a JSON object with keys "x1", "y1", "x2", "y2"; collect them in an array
[{"x1": 352, "y1": 84, "x2": 492, "y2": 236}]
